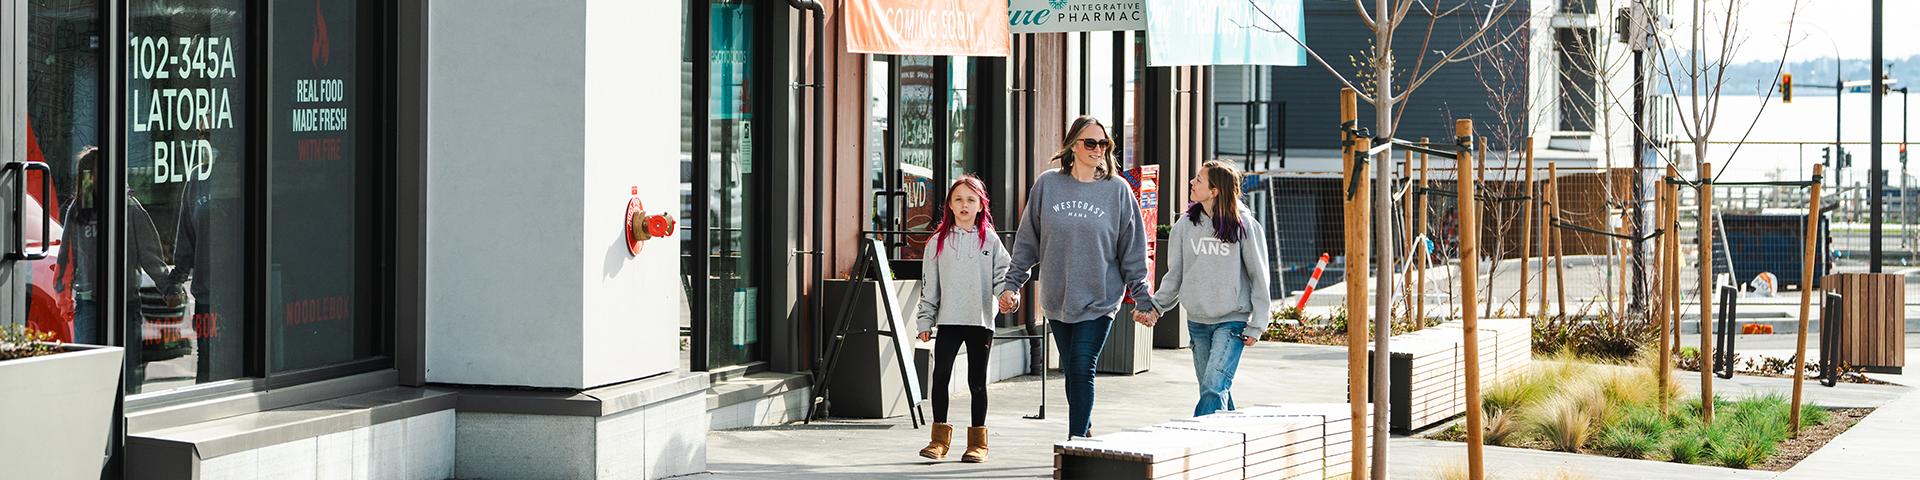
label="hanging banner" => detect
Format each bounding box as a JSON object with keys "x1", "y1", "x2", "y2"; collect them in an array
[
  {"x1": 1009, "y1": 0, "x2": 1146, "y2": 33},
  {"x1": 1144, "y1": 0, "x2": 1305, "y2": 67},
  {"x1": 846, "y1": 0, "x2": 1010, "y2": 56}
]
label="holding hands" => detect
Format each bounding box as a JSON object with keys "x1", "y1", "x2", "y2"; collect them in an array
[
  {"x1": 997, "y1": 291, "x2": 1021, "y2": 313},
  {"x1": 918, "y1": 331, "x2": 933, "y2": 342},
  {"x1": 1132, "y1": 308, "x2": 1159, "y2": 327}
]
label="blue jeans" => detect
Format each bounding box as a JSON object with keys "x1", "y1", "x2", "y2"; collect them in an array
[
  {"x1": 1189, "y1": 321, "x2": 1248, "y2": 417},
  {"x1": 1050, "y1": 317, "x2": 1112, "y2": 438}
]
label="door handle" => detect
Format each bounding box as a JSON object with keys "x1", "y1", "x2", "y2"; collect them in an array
[{"x1": 5, "y1": 161, "x2": 52, "y2": 261}]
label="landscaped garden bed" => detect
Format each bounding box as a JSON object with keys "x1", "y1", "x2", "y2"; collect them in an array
[{"x1": 1423, "y1": 355, "x2": 1871, "y2": 470}]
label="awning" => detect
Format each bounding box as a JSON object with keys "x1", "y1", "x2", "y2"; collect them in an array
[
  {"x1": 1009, "y1": 0, "x2": 1146, "y2": 34},
  {"x1": 845, "y1": 0, "x2": 1010, "y2": 57},
  {"x1": 1144, "y1": 0, "x2": 1306, "y2": 67}
]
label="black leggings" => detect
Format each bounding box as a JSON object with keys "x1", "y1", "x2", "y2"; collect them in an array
[{"x1": 931, "y1": 325, "x2": 993, "y2": 427}]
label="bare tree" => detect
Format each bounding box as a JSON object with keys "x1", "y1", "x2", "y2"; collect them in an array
[{"x1": 1245, "y1": 1, "x2": 1528, "y2": 478}]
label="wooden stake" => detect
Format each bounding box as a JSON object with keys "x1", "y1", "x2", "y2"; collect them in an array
[
  {"x1": 1539, "y1": 162, "x2": 1551, "y2": 319},
  {"x1": 1339, "y1": 88, "x2": 1369, "y2": 480},
  {"x1": 1618, "y1": 204, "x2": 1631, "y2": 324},
  {"x1": 1457, "y1": 121, "x2": 1486, "y2": 480},
  {"x1": 1551, "y1": 163, "x2": 1567, "y2": 317},
  {"x1": 1699, "y1": 162, "x2": 1716, "y2": 425},
  {"x1": 1656, "y1": 174, "x2": 1672, "y2": 414},
  {"x1": 1519, "y1": 138, "x2": 1535, "y2": 318},
  {"x1": 1404, "y1": 152, "x2": 1415, "y2": 321},
  {"x1": 1419, "y1": 139, "x2": 1431, "y2": 324},
  {"x1": 1791, "y1": 164, "x2": 1826, "y2": 435}
]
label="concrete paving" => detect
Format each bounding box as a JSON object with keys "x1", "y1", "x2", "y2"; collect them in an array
[
  {"x1": 696, "y1": 341, "x2": 1906, "y2": 479},
  {"x1": 1776, "y1": 348, "x2": 1920, "y2": 480}
]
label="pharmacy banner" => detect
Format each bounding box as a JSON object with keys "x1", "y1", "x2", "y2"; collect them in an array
[
  {"x1": 846, "y1": 0, "x2": 1010, "y2": 56},
  {"x1": 1009, "y1": 0, "x2": 1146, "y2": 33},
  {"x1": 1144, "y1": 0, "x2": 1305, "y2": 67}
]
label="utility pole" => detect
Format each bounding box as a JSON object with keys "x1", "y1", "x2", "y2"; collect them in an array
[
  {"x1": 1872, "y1": 0, "x2": 1884, "y2": 271},
  {"x1": 1622, "y1": 2, "x2": 1650, "y2": 317}
]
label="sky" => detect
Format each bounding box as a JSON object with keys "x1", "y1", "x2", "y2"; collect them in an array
[{"x1": 1670, "y1": 0, "x2": 1920, "y2": 63}]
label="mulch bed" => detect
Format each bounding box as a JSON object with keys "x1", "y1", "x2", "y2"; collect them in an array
[{"x1": 1751, "y1": 407, "x2": 1875, "y2": 471}]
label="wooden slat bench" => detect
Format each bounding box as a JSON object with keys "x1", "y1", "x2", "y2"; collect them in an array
[
  {"x1": 1370, "y1": 319, "x2": 1534, "y2": 432},
  {"x1": 1054, "y1": 403, "x2": 1372, "y2": 480}
]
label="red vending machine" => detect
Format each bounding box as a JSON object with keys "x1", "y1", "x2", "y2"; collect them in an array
[{"x1": 1122, "y1": 165, "x2": 1159, "y2": 301}]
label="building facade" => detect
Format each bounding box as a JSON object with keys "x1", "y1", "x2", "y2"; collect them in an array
[{"x1": 3, "y1": 1, "x2": 1221, "y2": 478}]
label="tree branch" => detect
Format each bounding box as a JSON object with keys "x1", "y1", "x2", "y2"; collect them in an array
[
  {"x1": 1240, "y1": 5, "x2": 1378, "y2": 105},
  {"x1": 1389, "y1": 0, "x2": 1521, "y2": 103}
]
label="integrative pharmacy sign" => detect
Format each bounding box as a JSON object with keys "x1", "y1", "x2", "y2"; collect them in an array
[
  {"x1": 846, "y1": 0, "x2": 1010, "y2": 56},
  {"x1": 1144, "y1": 0, "x2": 1305, "y2": 67},
  {"x1": 1009, "y1": 0, "x2": 1145, "y2": 33}
]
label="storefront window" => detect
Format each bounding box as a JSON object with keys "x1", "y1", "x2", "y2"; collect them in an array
[
  {"x1": 28, "y1": 0, "x2": 100, "y2": 346},
  {"x1": 268, "y1": 0, "x2": 378, "y2": 373},
  {"x1": 126, "y1": 0, "x2": 249, "y2": 393},
  {"x1": 707, "y1": 0, "x2": 759, "y2": 367},
  {"x1": 897, "y1": 55, "x2": 936, "y2": 260},
  {"x1": 877, "y1": 56, "x2": 981, "y2": 262}
]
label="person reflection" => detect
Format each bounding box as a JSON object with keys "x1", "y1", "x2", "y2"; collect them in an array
[
  {"x1": 53, "y1": 147, "x2": 175, "y2": 389},
  {"x1": 168, "y1": 128, "x2": 228, "y2": 381}
]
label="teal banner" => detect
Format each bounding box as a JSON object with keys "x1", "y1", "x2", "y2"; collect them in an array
[{"x1": 1144, "y1": 0, "x2": 1305, "y2": 67}]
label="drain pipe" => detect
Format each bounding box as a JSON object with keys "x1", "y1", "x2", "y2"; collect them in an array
[{"x1": 786, "y1": 0, "x2": 826, "y2": 371}]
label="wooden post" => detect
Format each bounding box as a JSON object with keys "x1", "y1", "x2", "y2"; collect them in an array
[
  {"x1": 1699, "y1": 162, "x2": 1716, "y2": 425},
  {"x1": 1791, "y1": 164, "x2": 1826, "y2": 435},
  {"x1": 1551, "y1": 163, "x2": 1567, "y2": 317},
  {"x1": 1457, "y1": 121, "x2": 1486, "y2": 480},
  {"x1": 1618, "y1": 207, "x2": 1631, "y2": 323},
  {"x1": 1539, "y1": 163, "x2": 1551, "y2": 319},
  {"x1": 1339, "y1": 88, "x2": 1369, "y2": 480},
  {"x1": 1419, "y1": 139, "x2": 1431, "y2": 324},
  {"x1": 1667, "y1": 165, "x2": 1684, "y2": 357},
  {"x1": 1478, "y1": 137, "x2": 1491, "y2": 317},
  {"x1": 1656, "y1": 176, "x2": 1672, "y2": 414},
  {"x1": 1404, "y1": 152, "x2": 1416, "y2": 321},
  {"x1": 1519, "y1": 138, "x2": 1535, "y2": 318}
]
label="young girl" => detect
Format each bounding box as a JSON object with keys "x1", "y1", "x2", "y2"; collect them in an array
[
  {"x1": 915, "y1": 176, "x2": 1011, "y2": 463},
  {"x1": 1142, "y1": 160, "x2": 1274, "y2": 417}
]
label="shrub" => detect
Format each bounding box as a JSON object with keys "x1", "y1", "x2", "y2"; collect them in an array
[
  {"x1": 1662, "y1": 430, "x2": 1706, "y2": 464},
  {"x1": 1596, "y1": 428, "x2": 1658, "y2": 459},
  {"x1": 1711, "y1": 433, "x2": 1775, "y2": 469},
  {"x1": 1799, "y1": 403, "x2": 1831, "y2": 426},
  {"x1": 1484, "y1": 368, "x2": 1551, "y2": 416},
  {"x1": 1485, "y1": 410, "x2": 1521, "y2": 446},
  {"x1": 1528, "y1": 386, "x2": 1600, "y2": 452}
]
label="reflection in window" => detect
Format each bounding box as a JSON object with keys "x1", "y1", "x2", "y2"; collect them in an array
[
  {"x1": 29, "y1": 0, "x2": 99, "y2": 347},
  {"x1": 126, "y1": 0, "x2": 248, "y2": 394}
]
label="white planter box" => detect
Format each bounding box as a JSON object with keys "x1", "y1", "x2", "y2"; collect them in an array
[{"x1": 0, "y1": 344, "x2": 124, "y2": 479}]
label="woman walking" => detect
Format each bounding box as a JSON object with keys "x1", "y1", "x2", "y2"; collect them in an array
[
  {"x1": 1141, "y1": 160, "x2": 1273, "y2": 417},
  {"x1": 915, "y1": 176, "x2": 1010, "y2": 463},
  {"x1": 1000, "y1": 115, "x2": 1158, "y2": 439}
]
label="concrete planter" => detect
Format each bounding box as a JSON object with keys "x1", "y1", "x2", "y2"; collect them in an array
[{"x1": 0, "y1": 344, "x2": 124, "y2": 479}]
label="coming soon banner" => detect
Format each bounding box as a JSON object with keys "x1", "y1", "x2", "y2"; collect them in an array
[
  {"x1": 1143, "y1": 0, "x2": 1305, "y2": 67},
  {"x1": 845, "y1": 0, "x2": 1010, "y2": 56}
]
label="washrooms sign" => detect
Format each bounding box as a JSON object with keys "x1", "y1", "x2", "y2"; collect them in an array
[{"x1": 1009, "y1": 0, "x2": 1145, "y2": 33}]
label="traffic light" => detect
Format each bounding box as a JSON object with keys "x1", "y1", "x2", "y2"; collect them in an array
[{"x1": 1782, "y1": 73, "x2": 1793, "y2": 103}]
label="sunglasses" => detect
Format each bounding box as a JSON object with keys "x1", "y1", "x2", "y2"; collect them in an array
[{"x1": 1078, "y1": 138, "x2": 1112, "y2": 149}]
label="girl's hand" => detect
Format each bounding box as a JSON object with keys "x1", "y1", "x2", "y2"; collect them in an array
[
  {"x1": 1241, "y1": 333, "x2": 1258, "y2": 346},
  {"x1": 998, "y1": 291, "x2": 1021, "y2": 313},
  {"x1": 918, "y1": 331, "x2": 933, "y2": 342}
]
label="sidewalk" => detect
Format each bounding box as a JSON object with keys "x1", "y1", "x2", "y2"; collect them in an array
[
  {"x1": 1774, "y1": 347, "x2": 1920, "y2": 480},
  {"x1": 697, "y1": 342, "x2": 1889, "y2": 479}
]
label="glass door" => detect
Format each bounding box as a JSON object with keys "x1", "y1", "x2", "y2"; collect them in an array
[
  {"x1": 17, "y1": 0, "x2": 98, "y2": 347},
  {"x1": 704, "y1": 0, "x2": 760, "y2": 368}
]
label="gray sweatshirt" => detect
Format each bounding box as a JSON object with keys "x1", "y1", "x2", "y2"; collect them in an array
[
  {"x1": 915, "y1": 228, "x2": 1012, "y2": 333},
  {"x1": 1152, "y1": 208, "x2": 1275, "y2": 336},
  {"x1": 1000, "y1": 170, "x2": 1158, "y2": 322}
]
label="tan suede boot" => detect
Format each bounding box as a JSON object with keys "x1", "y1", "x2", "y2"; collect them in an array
[
  {"x1": 918, "y1": 423, "x2": 953, "y2": 459},
  {"x1": 962, "y1": 426, "x2": 989, "y2": 463}
]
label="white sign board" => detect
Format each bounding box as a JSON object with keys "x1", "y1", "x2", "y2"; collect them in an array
[{"x1": 1009, "y1": 0, "x2": 1146, "y2": 33}]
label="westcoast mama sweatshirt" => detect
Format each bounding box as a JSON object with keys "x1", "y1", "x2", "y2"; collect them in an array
[
  {"x1": 1000, "y1": 170, "x2": 1158, "y2": 323},
  {"x1": 1152, "y1": 208, "x2": 1275, "y2": 336},
  {"x1": 915, "y1": 228, "x2": 1013, "y2": 333}
]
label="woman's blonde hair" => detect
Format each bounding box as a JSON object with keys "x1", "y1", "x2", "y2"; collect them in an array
[{"x1": 1050, "y1": 115, "x2": 1122, "y2": 180}]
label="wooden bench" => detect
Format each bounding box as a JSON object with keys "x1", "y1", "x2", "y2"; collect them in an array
[
  {"x1": 1370, "y1": 319, "x2": 1533, "y2": 432},
  {"x1": 1054, "y1": 403, "x2": 1371, "y2": 480}
]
